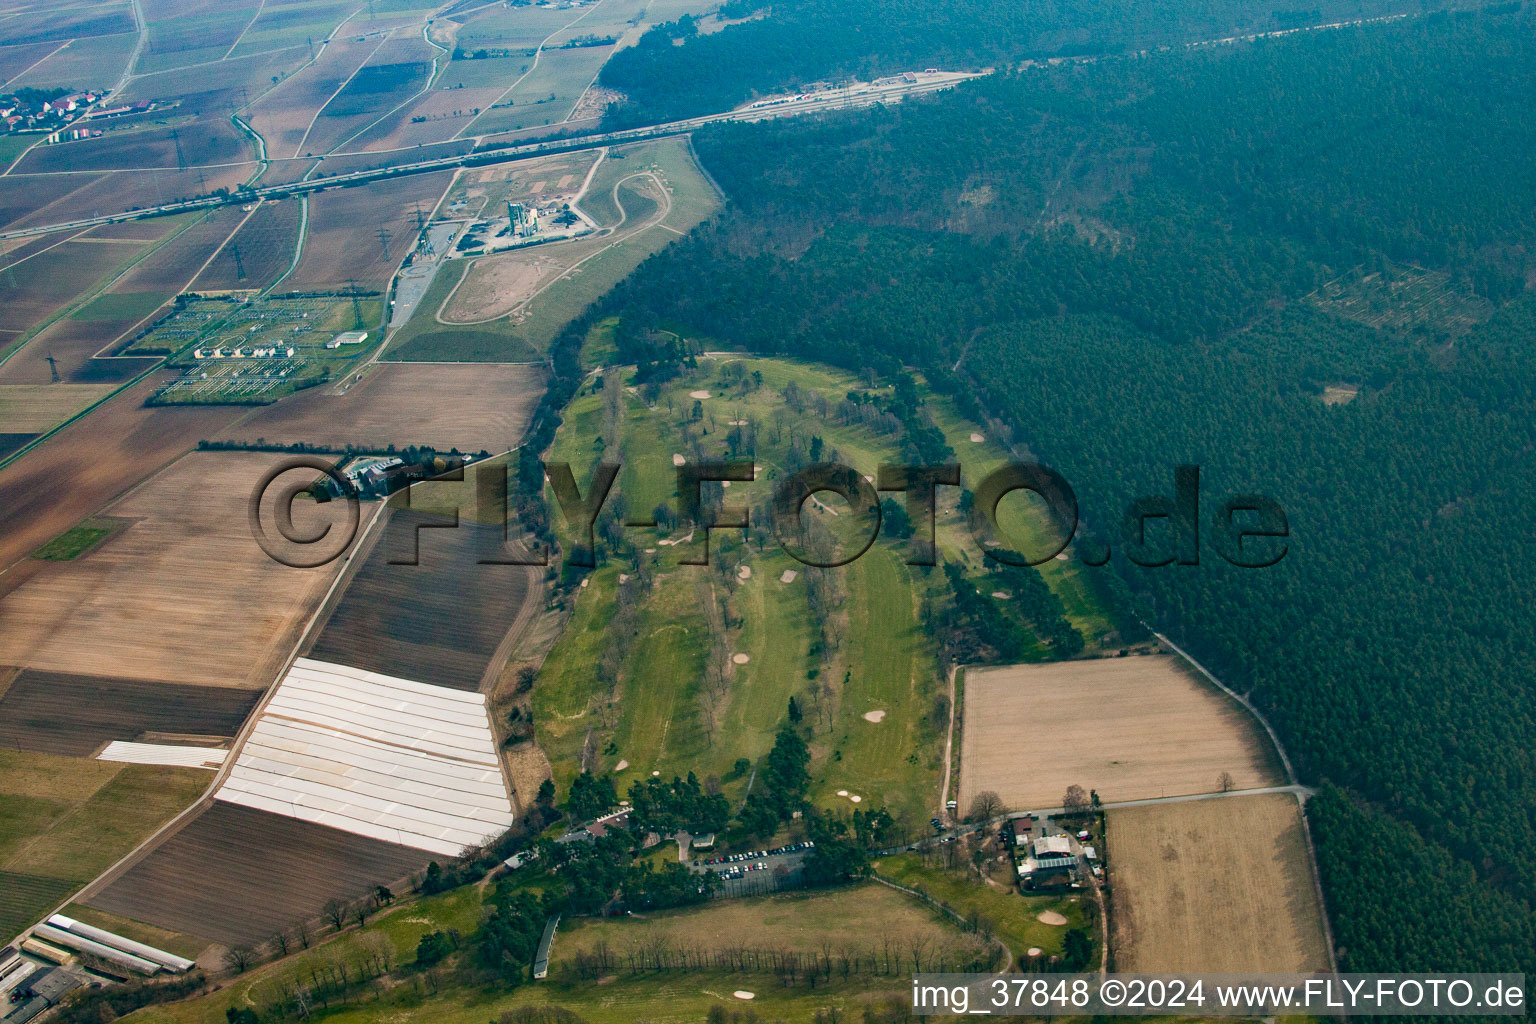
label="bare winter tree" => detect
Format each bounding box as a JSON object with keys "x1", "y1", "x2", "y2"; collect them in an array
[
  {"x1": 270, "y1": 930, "x2": 290, "y2": 958},
  {"x1": 323, "y1": 898, "x2": 347, "y2": 931},
  {"x1": 967, "y1": 790, "x2": 1003, "y2": 822},
  {"x1": 1063, "y1": 784, "x2": 1091, "y2": 816},
  {"x1": 1218, "y1": 770, "x2": 1236, "y2": 792},
  {"x1": 223, "y1": 945, "x2": 255, "y2": 973}
]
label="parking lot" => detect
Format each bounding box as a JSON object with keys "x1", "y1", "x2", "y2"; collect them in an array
[{"x1": 690, "y1": 842, "x2": 811, "y2": 898}]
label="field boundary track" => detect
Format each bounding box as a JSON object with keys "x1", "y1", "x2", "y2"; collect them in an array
[
  {"x1": 455, "y1": 0, "x2": 611, "y2": 140},
  {"x1": 34, "y1": 499, "x2": 390, "y2": 941},
  {"x1": 41, "y1": 427, "x2": 546, "y2": 943},
  {"x1": 1149, "y1": 629, "x2": 1338, "y2": 972}
]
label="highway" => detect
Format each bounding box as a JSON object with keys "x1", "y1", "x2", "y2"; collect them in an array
[{"x1": 0, "y1": 71, "x2": 982, "y2": 242}]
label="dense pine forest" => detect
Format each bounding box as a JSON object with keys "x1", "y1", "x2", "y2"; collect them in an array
[
  {"x1": 592, "y1": 7, "x2": 1536, "y2": 972},
  {"x1": 598, "y1": 0, "x2": 1487, "y2": 125}
]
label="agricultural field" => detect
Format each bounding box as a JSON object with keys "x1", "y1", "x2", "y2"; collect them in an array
[
  {"x1": 306, "y1": 511, "x2": 542, "y2": 693},
  {"x1": 0, "y1": 451, "x2": 346, "y2": 689},
  {"x1": 0, "y1": 383, "x2": 116, "y2": 437},
  {"x1": 3, "y1": 31, "x2": 137, "y2": 91},
  {"x1": 0, "y1": 40, "x2": 64, "y2": 85},
  {"x1": 459, "y1": 43, "x2": 613, "y2": 137},
  {"x1": 214, "y1": 360, "x2": 543, "y2": 451},
  {"x1": 0, "y1": 670, "x2": 259, "y2": 757},
  {"x1": 300, "y1": 33, "x2": 436, "y2": 156},
  {"x1": 0, "y1": 206, "x2": 253, "y2": 385},
  {"x1": 13, "y1": 118, "x2": 253, "y2": 174},
  {"x1": 284, "y1": 170, "x2": 454, "y2": 292},
  {"x1": 226, "y1": 0, "x2": 366, "y2": 59},
  {"x1": 0, "y1": 747, "x2": 207, "y2": 943},
  {"x1": 1108, "y1": 793, "x2": 1332, "y2": 973},
  {"x1": 115, "y1": 44, "x2": 297, "y2": 113},
  {"x1": 0, "y1": 162, "x2": 254, "y2": 234},
  {"x1": 0, "y1": 432, "x2": 36, "y2": 459},
  {"x1": 0, "y1": 217, "x2": 188, "y2": 362},
  {"x1": 190, "y1": 199, "x2": 304, "y2": 292},
  {"x1": 85, "y1": 802, "x2": 433, "y2": 947},
  {"x1": 957, "y1": 655, "x2": 1279, "y2": 810},
  {"x1": 243, "y1": 30, "x2": 393, "y2": 160},
  {"x1": 138, "y1": 0, "x2": 263, "y2": 75},
  {"x1": 337, "y1": 81, "x2": 504, "y2": 151},
  {"x1": 0, "y1": 373, "x2": 245, "y2": 571},
  {"x1": 0, "y1": 176, "x2": 107, "y2": 234}
]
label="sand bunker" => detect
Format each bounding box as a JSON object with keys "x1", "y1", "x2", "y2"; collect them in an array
[
  {"x1": 991, "y1": 591, "x2": 1010, "y2": 599},
  {"x1": 781, "y1": 569, "x2": 799, "y2": 583},
  {"x1": 836, "y1": 790, "x2": 848, "y2": 797},
  {"x1": 1037, "y1": 911, "x2": 1068, "y2": 926},
  {"x1": 614, "y1": 759, "x2": 629, "y2": 771},
  {"x1": 849, "y1": 795, "x2": 862, "y2": 803},
  {"x1": 734, "y1": 991, "x2": 755, "y2": 1000},
  {"x1": 733, "y1": 653, "x2": 750, "y2": 665},
  {"x1": 728, "y1": 419, "x2": 747, "y2": 426},
  {"x1": 737, "y1": 565, "x2": 751, "y2": 579},
  {"x1": 1027, "y1": 947, "x2": 1043, "y2": 957},
  {"x1": 1055, "y1": 551, "x2": 1069, "y2": 560},
  {"x1": 970, "y1": 432, "x2": 985, "y2": 442},
  {"x1": 689, "y1": 390, "x2": 711, "y2": 400},
  {"x1": 863, "y1": 710, "x2": 886, "y2": 723},
  {"x1": 672, "y1": 453, "x2": 685, "y2": 466}
]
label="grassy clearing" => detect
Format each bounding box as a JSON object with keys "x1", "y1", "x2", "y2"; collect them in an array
[
  {"x1": 606, "y1": 585, "x2": 712, "y2": 783},
  {"x1": 124, "y1": 885, "x2": 974, "y2": 1024},
  {"x1": 874, "y1": 852, "x2": 1091, "y2": 962},
  {"x1": 555, "y1": 881, "x2": 986, "y2": 964},
  {"x1": 7, "y1": 765, "x2": 208, "y2": 882},
  {"x1": 70, "y1": 291, "x2": 171, "y2": 322},
  {"x1": 0, "y1": 750, "x2": 205, "y2": 940},
  {"x1": 32, "y1": 521, "x2": 112, "y2": 561}
]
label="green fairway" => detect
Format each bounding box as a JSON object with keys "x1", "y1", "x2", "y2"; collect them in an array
[{"x1": 531, "y1": 352, "x2": 1113, "y2": 831}]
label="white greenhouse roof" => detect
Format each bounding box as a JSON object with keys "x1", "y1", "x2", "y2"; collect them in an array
[{"x1": 215, "y1": 658, "x2": 514, "y2": 856}]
